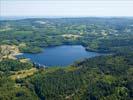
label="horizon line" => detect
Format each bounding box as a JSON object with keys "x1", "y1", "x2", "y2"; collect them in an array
[
  {"x1": 1, "y1": 16, "x2": 133, "y2": 21},
  {"x1": 1, "y1": 15, "x2": 133, "y2": 18}
]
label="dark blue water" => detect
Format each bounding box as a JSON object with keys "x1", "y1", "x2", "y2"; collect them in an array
[{"x1": 18, "y1": 45, "x2": 101, "y2": 66}]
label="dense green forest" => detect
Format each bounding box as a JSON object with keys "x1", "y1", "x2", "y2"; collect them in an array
[
  {"x1": 0, "y1": 18, "x2": 133, "y2": 100},
  {"x1": 27, "y1": 53, "x2": 133, "y2": 100},
  {"x1": 0, "y1": 54, "x2": 132, "y2": 100}
]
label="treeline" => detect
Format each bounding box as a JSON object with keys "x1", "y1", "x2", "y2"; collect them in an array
[
  {"x1": 0, "y1": 59, "x2": 33, "y2": 76},
  {"x1": 0, "y1": 59, "x2": 33, "y2": 72}
]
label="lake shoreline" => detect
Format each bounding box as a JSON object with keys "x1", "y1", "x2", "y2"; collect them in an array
[{"x1": 17, "y1": 45, "x2": 104, "y2": 67}]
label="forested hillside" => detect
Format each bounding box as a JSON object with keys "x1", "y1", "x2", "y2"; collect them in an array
[{"x1": 0, "y1": 54, "x2": 132, "y2": 100}]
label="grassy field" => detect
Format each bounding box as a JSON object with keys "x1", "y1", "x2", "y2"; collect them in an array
[
  {"x1": 10, "y1": 68, "x2": 38, "y2": 80},
  {"x1": 10, "y1": 66, "x2": 78, "y2": 80}
]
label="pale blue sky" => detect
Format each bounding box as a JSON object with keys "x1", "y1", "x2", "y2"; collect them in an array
[{"x1": 0, "y1": 0, "x2": 133, "y2": 17}]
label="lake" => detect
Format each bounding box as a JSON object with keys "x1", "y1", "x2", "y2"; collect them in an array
[{"x1": 18, "y1": 45, "x2": 102, "y2": 66}]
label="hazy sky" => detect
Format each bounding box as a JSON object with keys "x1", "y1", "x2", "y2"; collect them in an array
[{"x1": 0, "y1": 0, "x2": 133, "y2": 17}]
